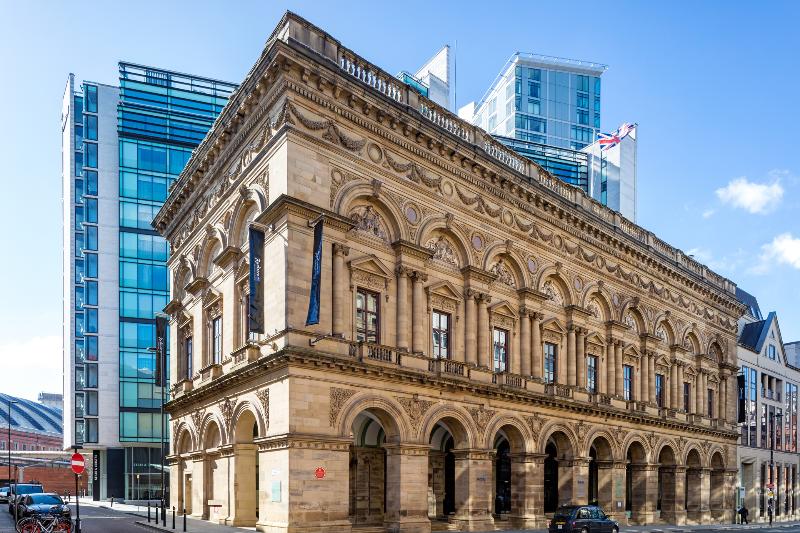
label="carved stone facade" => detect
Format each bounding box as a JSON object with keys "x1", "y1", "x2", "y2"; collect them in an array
[{"x1": 156, "y1": 13, "x2": 743, "y2": 533}]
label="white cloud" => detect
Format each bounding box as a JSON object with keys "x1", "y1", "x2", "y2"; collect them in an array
[
  {"x1": 715, "y1": 177, "x2": 783, "y2": 214},
  {"x1": 686, "y1": 246, "x2": 743, "y2": 275},
  {"x1": 751, "y1": 233, "x2": 800, "y2": 275},
  {"x1": 0, "y1": 335, "x2": 62, "y2": 401},
  {"x1": 702, "y1": 209, "x2": 715, "y2": 219}
]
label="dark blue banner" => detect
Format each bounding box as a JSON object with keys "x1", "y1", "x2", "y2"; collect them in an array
[
  {"x1": 249, "y1": 227, "x2": 265, "y2": 334},
  {"x1": 154, "y1": 315, "x2": 168, "y2": 387},
  {"x1": 305, "y1": 219, "x2": 323, "y2": 326}
]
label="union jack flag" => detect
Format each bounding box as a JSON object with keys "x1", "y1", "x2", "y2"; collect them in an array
[{"x1": 597, "y1": 132, "x2": 620, "y2": 151}]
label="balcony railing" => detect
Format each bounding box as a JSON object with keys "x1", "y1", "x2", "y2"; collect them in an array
[
  {"x1": 493, "y1": 372, "x2": 526, "y2": 389},
  {"x1": 354, "y1": 342, "x2": 399, "y2": 364},
  {"x1": 545, "y1": 383, "x2": 573, "y2": 399},
  {"x1": 428, "y1": 358, "x2": 466, "y2": 377}
]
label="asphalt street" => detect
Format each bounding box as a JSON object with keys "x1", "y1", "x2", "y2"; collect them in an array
[{"x1": 0, "y1": 503, "x2": 143, "y2": 533}]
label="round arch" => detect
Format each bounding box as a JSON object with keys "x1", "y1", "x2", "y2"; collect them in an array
[
  {"x1": 334, "y1": 183, "x2": 407, "y2": 243},
  {"x1": 652, "y1": 314, "x2": 677, "y2": 345},
  {"x1": 538, "y1": 422, "x2": 578, "y2": 456},
  {"x1": 418, "y1": 405, "x2": 477, "y2": 448},
  {"x1": 231, "y1": 400, "x2": 267, "y2": 442},
  {"x1": 199, "y1": 416, "x2": 224, "y2": 449},
  {"x1": 174, "y1": 423, "x2": 196, "y2": 455},
  {"x1": 337, "y1": 394, "x2": 412, "y2": 444},
  {"x1": 536, "y1": 270, "x2": 574, "y2": 307},
  {"x1": 483, "y1": 415, "x2": 533, "y2": 453},
  {"x1": 416, "y1": 220, "x2": 472, "y2": 269},
  {"x1": 230, "y1": 191, "x2": 267, "y2": 249},
  {"x1": 580, "y1": 285, "x2": 614, "y2": 323},
  {"x1": 585, "y1": 429, "x2": 619, "y2": 460}
]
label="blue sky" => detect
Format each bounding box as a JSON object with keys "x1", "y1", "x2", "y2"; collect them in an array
[{"x1": 1, "y1": 1, "x2": 798, "y2": 399}]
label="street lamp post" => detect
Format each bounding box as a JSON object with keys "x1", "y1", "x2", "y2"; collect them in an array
[{"x1": 7, "y1": 399, "x2": 18, "y2": 484}]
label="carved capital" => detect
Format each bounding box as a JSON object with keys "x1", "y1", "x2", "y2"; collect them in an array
[{"x1": 333, "y1": 242, "x2": 350, "y2": 257}]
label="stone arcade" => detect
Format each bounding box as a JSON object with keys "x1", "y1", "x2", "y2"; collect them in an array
[{"x1": 154, "y1": 12, "x2": 744, "y2": 533}]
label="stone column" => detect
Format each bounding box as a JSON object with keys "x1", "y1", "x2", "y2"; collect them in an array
[
  {"x1": 509, "y1": 453, "x2": 546, "y2": 529},
  {"x1": 694, "y1": 372, "x2": 703, "y2": 415},
  {"x1": 615, "y1": 342, "x2": 623, "y2": 397},
  {"x1": 519, "y1": 311, "x2": 530, "y2": 377},
  {"x1": 670, "y1": 363, "x2": 678, "y2": 409},
  {"x1": 465, "y1": 290, "x2": 477, "y2": 366},
  {"x1": 599, "y1": 344, "x2": 608, "y2": 395},
  {"x1": 190, "y1": 453, "x2": 206, "y2": 519},
  {"x1": 639, "y1": 356, "x2": 648, "y2": 403},
  {"x1": 428, "y1": 451, "x2": 445, "y2": 518},
  {"x1": 576, "y1": 328, "x2": 586, "y2": 390},
  {"x1": 630, "y1": 464, "x2": 657, "y2": 525},
  {"x1": 451, "y1": 449, "x2": 494, "y2": 531},
  {"x1": 678, "y1": 365, "x2": 685, "y2": 410},
  {"x1": 610, "y1": 462, "x2": 628, "y2": 524},
  {"x1": 383, "y1": 443, "x2": 431, "y2": 533},
  {"x1": 665, "y1": 466, "x2": 687, "y2": 525},
  {"x1": 227, "y1": 444, "x2": 258, "y2": 526},
  {"x1": 477, "y1": 295, "x2": 490, "y2": 369},
  {"x1": 572, "y1": 458, "x2": 591, "y2": 505},
  {"x1": 597, "y1": 461, "x2": 615, "y2": 514},
  {"x1": 557, "y1": 459, "x2": 575, "y2": 506},
  {"x1": 412, "y1": 272, "x2": 427, "y2": 354},
  {"x1": 698, "y1": 468, "x2": 711, "y2": 523},
  {"x1": 396, "y1": 266, "x2": 410, "y2": 351},
  {"x1": 567, "y1": 326, "x2": 577, "y2": 387},
  {"x1": 719, "y1": 374, "x2": 727, "y2": 421},
  {"x1": 332, "y1": 243, "x2": 349, "y2": 337},
  {"x1": 648, "y1": 354, "x2": 656, "y2": 404},
  {"x1": 454, "y1": 299, "x2": 465, "y2": 363},
  {"x1": 690, "y1": 373, "x2": 698, "y2": 414},
  {"x1": 531, "y1": 313, "x2": 542, "y2": 379}
]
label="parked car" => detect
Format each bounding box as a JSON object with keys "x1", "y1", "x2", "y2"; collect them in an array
[
  {"x1": 0, "y1": 486, "x2": 9, "y2": 503},
  {"x1": 549, "y1": 505, "x2": 619, "y2": 533},
  {"x1": 17, "y1": 493, "x2": 71, "y2": 519},
  {"x1": 7, "y1": 483, "x2": 43, "y2": 514}
]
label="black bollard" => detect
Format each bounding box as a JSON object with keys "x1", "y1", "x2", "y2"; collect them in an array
[
  {"x1": 110, "y1": 496, "x2": 114, "y2": 508},
  {"x1": 147, "y1": 501, "x2": 151, "y2": 522},
  {"x1": 183, "y1": 508, "x2": 187, "y2": 532},
  {"x1": 172, "y1": 506, "x2": 175, "y2": 529}
]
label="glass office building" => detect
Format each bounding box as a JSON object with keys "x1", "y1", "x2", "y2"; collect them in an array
[
  {"x1": 468, "y1": 53, "x2": 606, "y2": 150},
  {"x1": 61, "y1": 64, "x2": 236, "y2": 500}
]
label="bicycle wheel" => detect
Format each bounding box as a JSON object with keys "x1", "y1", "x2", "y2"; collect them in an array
[
  {"x1": 54, "y1": 518, "x2": 72, "y2": 532},
  {"x1": 16, "y1": 517, "x2": 41, "y2": 533}
]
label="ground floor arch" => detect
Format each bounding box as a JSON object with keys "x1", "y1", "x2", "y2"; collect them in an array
[
  {"x1": 625, "y1": 441, "x2": 648, "y2": 524},
  {"x1": 588, "y1": 436, "x2": 614, "y2": 513},
  {"x1": 543, "y1": 430, "x2": 575, "y2": 512}
]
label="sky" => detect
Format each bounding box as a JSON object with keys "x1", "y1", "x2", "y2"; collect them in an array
[{"x1": 0, "y1": 0, "x2": 798, "y2": 400}]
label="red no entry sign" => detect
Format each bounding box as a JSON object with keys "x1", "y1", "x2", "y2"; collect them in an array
[{"x1": 71, "y1": 453, "x2": 85, "y2": 475}]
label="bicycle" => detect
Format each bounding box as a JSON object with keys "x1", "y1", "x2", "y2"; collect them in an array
[{"x1": 16, "y1": 514, "x2": 72, "y2": 533}]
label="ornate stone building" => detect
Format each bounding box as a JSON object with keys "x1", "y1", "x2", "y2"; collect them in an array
[{"x1": 154, "y1": 12, "x2": 744, "y2": 533}]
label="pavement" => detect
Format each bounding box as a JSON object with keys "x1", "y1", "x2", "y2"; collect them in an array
[{"x1": 0, "y1": 501, "x2": 797, "y2": 533}]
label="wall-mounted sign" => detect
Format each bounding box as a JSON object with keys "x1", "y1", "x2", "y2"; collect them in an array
[{"x1": 314, "y1": 467, "x2": 325, "y2": 479}]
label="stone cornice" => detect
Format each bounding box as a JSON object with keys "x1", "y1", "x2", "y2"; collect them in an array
[
  {"x1": 254, "y1": 193, "x2": 355, "y2": 233},
  {"x1": 166, "y1": 343, "x2": 740, "y2": 445},
  {"x1": 152, "y1": 13, "x2": 741, "y2": 321}
]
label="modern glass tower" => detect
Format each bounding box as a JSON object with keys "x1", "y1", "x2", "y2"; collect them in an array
[
  {"x1": 464, "y1": 53, "x2": 606, "y2": 150},
  {"x1": 61, "y1": 63, "x2": 236, "y2": 500}
]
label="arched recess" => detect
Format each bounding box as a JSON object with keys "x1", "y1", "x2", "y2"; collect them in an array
[
  {"x1": 199, "y1": 418, "x2": 222, "y2": 520},
  {"x1": 656, "y1": 444, "x2": 677, "y2": 517},
  {"x1": 231, "y1": 407, "x2": 260, "y2": 525},
  {"x1": 230, "y1": 191, "x2": 266, "y2": 249},
  {"x1": 417, "y1": 221, "x2": 472, "y2": 270},
  {"x1": 653, "y1": 316, "x2": 676, "y2": 346},
  {"x1": 582, "y1": 288, "x2": 613, "y2": 324},
  {"x1": 348, "y1": 405, "x2": 405, "y2": 527},
  {"x1": 536, "y1": 269, "x2": 573, "y2": 308},
  {"x1": 683, "y1": 330, "x2": 702, "y2": 355},
  {"x1": 197, "y1": 234, "x2": 224, "y2": 280},
  {"x1": 685, "y1": 447, "x2": 704, "y2": 521},
  {"x1": 174, "y1": 427, "x2": 195, "y2": 515},
  {"x1": 588, "y1": 434, "x2": 614, "y2": 507},
  {"x1": 621, "y1": 306, "x2": 646, "y2": 336},
  {"x1": 173, "y1": 259, "x2": 195, "y2": 302},
  {"x1": 707, "y1": 341, "x2": 724, "y2": 364},
  {"x1": 482, "y1": 244, "x2": 528, "y2": 290},
  {"x1": 488, "y1": 421, "x2": 528, "y2": 517},
  {"x1": 709, "y1": 451, "x2": 726, "y2": 519},
  {"x1": 335, "y1": 184, "x2": 407, "y2": 244},
  {"x1": 625, "y1": 440, "x2": 648, "y2": 522},
  {"x1": 424, "y1": 408, "x2": 476, "y2": 521},
  {"x1": 539, "y1": 424, "x2": 577, "y2": 511}
]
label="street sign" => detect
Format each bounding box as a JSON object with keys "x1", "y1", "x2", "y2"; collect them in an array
[
  {"x1": 314, "y1": 467, "x2": 325, "y2": 479},
  {"x1": 71, "y1": 453, "x2": 85, "y2": 475},
  {"x1": 768, "y1": 490, "x2": 775, "y2": 499}
]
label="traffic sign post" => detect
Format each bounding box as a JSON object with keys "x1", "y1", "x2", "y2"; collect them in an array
[{"x1": 72, "y1": 448, "x2": 83, "y2": 533}]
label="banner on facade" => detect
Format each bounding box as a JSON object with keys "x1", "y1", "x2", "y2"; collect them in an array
[
  {"x1": 737, "y1": 374, "x2": 746, "y2": 423},
  {"x1": 305, "y1": 218, "x2": 324, "y2": 326},
  {"x1": 248, "y1": 227, "x2": 266, "y2": 334},
  {"x1": 154, "y1": 315, "x2": 168, "y2": 387}
]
